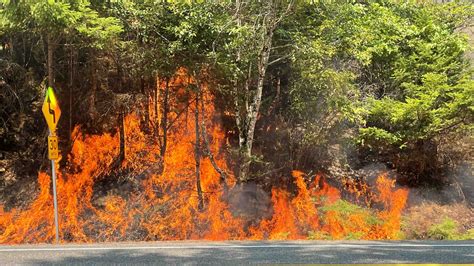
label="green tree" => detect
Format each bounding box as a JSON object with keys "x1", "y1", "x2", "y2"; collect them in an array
[
  {"x1": 215, "y1": 0, "x2": 294, "y2": 183},
  {"x1": 285, "y1": 2, "x2": 364, "y2": 172},
  {"x1": 1, "y1": 0, "x2": 122, "y2": 87},
  {"x1": 352, "y1": 1, "x2": 473, "y2": 180}
]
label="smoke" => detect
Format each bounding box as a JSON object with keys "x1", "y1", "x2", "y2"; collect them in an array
[
  {"x1": 226, "y1": 182, "x2": 272, "y2": 223},
  {"x1": 356, "y1": 163, "x2": 391, "y2": 187},
  {"x1": 453, "y1": 163, "x2": 474, "y2": 207},
  {"x1": 0, "y1": 72, "x2": 411, "y2": 243},
  {"x1": 390, "y1": 162, "x2": 474, "y2": 209}
]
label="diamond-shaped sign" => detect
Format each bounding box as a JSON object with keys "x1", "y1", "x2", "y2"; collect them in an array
[{"x1": 42, "y1": 87, "x2": 61, "y2": 132}]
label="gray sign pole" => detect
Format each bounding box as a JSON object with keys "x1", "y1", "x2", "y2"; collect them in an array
[{"x1": 50, "y1": 130, "x2": 60, "y2": 244}]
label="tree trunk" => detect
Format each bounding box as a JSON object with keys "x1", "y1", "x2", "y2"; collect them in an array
[
  {"x1": 237, "y1": 19, "x2": 275, "y2": 183},
  {"x1": 89, "y1": 56, "x2": 98, "y2": 120},
  {"x1": 68, "y1": 45, "x2": 74, "y2": 144},
  {"x1": 198, "y1": 79, "x2": 228, "y2": 191},
  {"x1": 194, "y1": 87, "x2": 204, "y2": 211},
  {"x1": 142, "y1": 77, "x2": 150, "y2": 127},
  {"x1": 247, "y1": 25, "x2": 273, "y2": 148},
  {"x1": 154, "y1": 78, "x2": 159, "y2": 123},
  {"x1": 47, "y1": 34, "x2": 54, "y2": 88},
  {"x1": 267, "y1": 75, "x2": 281, "y2": 115},
  {"x1": 9, "y1": 37, "x2": 14, "y2": 60},
  {"x1": 119, "y1": 111, "x2": 126, "y2": 164},
  {"x1": 160, "y1": 78, "x2": 169, "y2": 157}
]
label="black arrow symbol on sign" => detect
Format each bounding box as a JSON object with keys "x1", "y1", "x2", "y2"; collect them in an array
[{"x1": 47, "y1": 95, "x2": 56, "y2": 123}]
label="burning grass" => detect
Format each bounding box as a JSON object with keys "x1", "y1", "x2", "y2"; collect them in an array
[{"x1": 0, "y1": 76, "x2": 409, "y2": 243}]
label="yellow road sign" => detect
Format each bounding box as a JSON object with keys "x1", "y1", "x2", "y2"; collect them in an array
[
  {"x1": 48, "y1": 135, "x2": 59, "y2": 160},
  {"x1": 42, "y1": 87, "x2": 61, "y2": 132}
]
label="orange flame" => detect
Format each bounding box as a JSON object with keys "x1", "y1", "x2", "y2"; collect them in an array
[{"x1": 0, "y1": 71, "x2": 408, "y2": 243}]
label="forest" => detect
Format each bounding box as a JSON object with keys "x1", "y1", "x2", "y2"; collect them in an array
[{"x1": 0, "y1": 0, "x2": 473, "y2": 243}]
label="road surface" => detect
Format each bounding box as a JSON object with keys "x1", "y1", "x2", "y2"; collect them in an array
[{"x1": 0, "y1": 241, "x2": 473, "y2": 264}]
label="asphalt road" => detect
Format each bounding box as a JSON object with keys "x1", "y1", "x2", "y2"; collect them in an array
[{"x1": 0, "y1": 241, "x2": 473, "y2": 265}]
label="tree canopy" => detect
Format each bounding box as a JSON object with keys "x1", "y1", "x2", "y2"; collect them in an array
[{"x1": 1, "y1": 0, "x2": 472, "y2": 186}]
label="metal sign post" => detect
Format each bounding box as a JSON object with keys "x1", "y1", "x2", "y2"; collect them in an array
[
  {"x1": 50, "y1": 130, "x2": 60, "y2": 244},
  {"x1": 42, "y1": 87, "x2": 61, "y2": 244}
]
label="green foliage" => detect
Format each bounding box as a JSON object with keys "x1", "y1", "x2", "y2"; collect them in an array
[
  {"x1": 362, "y1": 73, "x2": 473, "y2": 148},
  {"x1": 1, "y1": 0, "x2": 122, "y2": 46},
  {"x1": 307, "y1": 230, "x2": 332, "y2": 240},
  {"x1": 286, "y1": 2, "x2": 365, "y2": 167},
  {"x1": 344, "y1": 232, "x2": 365, "y2": 240},
  {"x1": 354, "y1": 1, "x2": 473, "y2": 151},
  {"x1": 1, "y1": 0, "x2": 472, "y2": 189},
  {"x1": 320, "y1": 200, "x2": 371, "y2": 217},
  {"x1": 29, "y1": 1, "x2": 80, "y2": 33},
  {"x1": 111, "y1": 1, "x2": 226, "y2": 78},
  {"x1": 75, "y1": 5, "x2": 123, "y2": 48},
  {"x1": 428, "y1": 217, "x2": 473, "y2": 240},
  {"x1": 428, "y1": 217, "x2": 458, "y2": 240},
  {"x1": 464, "y1": 229, "x2": 474, "y2": 240},
  {"x1": 320, "y1": 200, "x2": 383, "y2": 240}
]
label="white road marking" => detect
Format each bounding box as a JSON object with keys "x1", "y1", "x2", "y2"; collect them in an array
[{"x1": 0, "y1": 244, "x2": 473, "y2": 252}]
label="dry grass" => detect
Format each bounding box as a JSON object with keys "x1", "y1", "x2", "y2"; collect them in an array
[{"x1": 402, "y1": 203, "x2": 473, "y2": 239}]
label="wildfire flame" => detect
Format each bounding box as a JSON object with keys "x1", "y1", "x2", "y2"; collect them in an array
[{"x1": 0, "y1": 71, "x2": 408, "y2": 243}]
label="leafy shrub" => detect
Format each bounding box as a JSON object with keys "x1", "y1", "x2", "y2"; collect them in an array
[
  {"x1": 402, "y1": 203, "x2": 474, "y2": 240},
  {"x1": 428, "y1": 218, "x2": 474, "y2": 240},
  {"x1": 428, "y1": 218, "x2": 460, "y2": 240},
  {"x1": 319, "y1": 200, "x2": 384, "y2": 240},
  {"x1": 307, "y1": 231, "x2": 332, "y2": 240}
]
